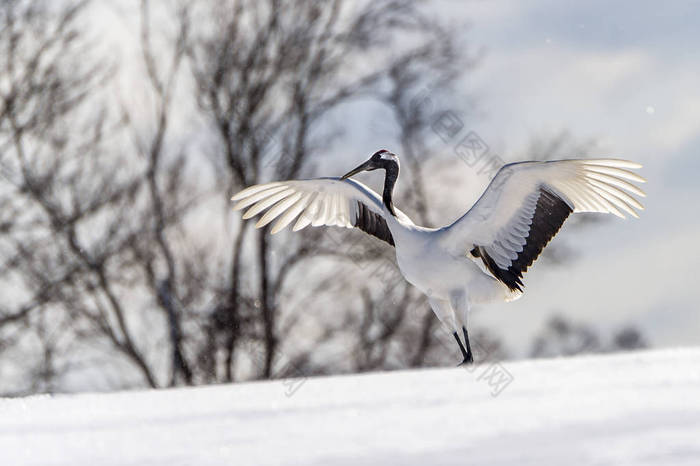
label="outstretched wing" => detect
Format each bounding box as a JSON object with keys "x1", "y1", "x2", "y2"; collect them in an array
[
  {"x1": 232, "y1": 177, "x2": 413, "y2": 246},
  {"x1": 439, "y1": 159, "x2": 646, "y2": 291}
]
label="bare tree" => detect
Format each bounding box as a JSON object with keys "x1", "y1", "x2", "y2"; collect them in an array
[
  {"x1": 123, "y1": 0, "x2": 195, "y2": 386},
  {"x1": 0, "y1": 0, "x2": 158, "y2": 392},
  {"x1": 0, "y1": 0, "x2": 493, "y2": 394},
  {"x1": 530, "y1": 314, "x2": 648, "y2": 358},
  {"x1": 185, "y1": 0, "x2": 470, "y2": 381}
]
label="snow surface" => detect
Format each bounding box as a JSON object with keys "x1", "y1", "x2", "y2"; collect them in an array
[{"x1": 2, "y1": 348, "x2": 700, "y2": 466}]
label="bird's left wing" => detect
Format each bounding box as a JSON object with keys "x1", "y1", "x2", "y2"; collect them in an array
[
  {"x1": 438, "y1": 159, "x2": 646, "y2": 291},
  {"x1": 232, "y1": 177, "x2": 412, "y2": 246}
]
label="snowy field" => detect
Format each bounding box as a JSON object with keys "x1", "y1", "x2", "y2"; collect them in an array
[{"x1": 2, "y1": 348, "x2": 700, "y2": 466}]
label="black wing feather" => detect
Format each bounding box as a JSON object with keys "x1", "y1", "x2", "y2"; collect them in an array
[
  {"x1": 472, "y1": 186, "x2": 572, "y2": 292},
  {"x1": 354, "y1": 201, "x2": 395, "y2": 246}
]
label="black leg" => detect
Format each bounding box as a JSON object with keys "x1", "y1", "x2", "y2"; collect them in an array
[
  {"x1": 461, "y1": 326, "x2": 474, "y2": 365},
  {"x1": 453, "y1": 331, "x2": 472, "y2": 366}
]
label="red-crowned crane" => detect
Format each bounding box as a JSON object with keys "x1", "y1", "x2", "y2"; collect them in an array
[{"x1": 232, "y1": 150, "x2": 646, "y2": 364}]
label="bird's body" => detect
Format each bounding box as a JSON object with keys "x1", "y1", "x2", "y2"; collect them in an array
[
  {"x1": 232, "y1": 150, "x2": 646, "y2": 364},
  {"x1": 385, "y1": 213, "x2": 512, "y2": 306}
]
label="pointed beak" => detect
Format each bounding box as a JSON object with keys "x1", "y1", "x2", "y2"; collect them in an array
[{"x1": 341, "y1": 160, "x2": 373, "y2": 180}]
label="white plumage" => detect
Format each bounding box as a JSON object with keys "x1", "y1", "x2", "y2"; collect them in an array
[
  {"x1": 439, "y1": 159, "x2": 646, "y2": 271},
  {"x1": 233, "y1": 177, "x2": 413, "y2": 233},
  {"x1": 232, "y1": 151, "x2": 646, "y2": 364}
]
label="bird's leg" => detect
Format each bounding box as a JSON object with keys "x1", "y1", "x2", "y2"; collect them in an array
[
  {"x1": 461, "y1": 326, "x2": 474, "y2": 365},
  {"x1": 452, "y1": 332, "x2": 470, "y2": 365}
]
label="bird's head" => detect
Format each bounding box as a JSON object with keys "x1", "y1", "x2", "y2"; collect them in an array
[{"x1": 341, "y1": 149, "x2": 399, "y2": 179}]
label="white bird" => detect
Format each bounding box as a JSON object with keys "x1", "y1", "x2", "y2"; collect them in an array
[{"x1": 232, "y1": 150, "x2": 646, "y2": 364}]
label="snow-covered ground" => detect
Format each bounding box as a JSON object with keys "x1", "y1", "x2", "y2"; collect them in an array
[{"x1": 2, "y1": 348, "x2": 700, "y2": 466}]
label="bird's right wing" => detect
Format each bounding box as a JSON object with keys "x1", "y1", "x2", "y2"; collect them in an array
[{"x1": 231, "y1": 177, "x2": 413, "y2": 246}]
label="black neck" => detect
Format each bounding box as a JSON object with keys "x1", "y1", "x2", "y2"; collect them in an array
[{"x1": 382, "y1": 160, "x2": 399, "y2": 217}]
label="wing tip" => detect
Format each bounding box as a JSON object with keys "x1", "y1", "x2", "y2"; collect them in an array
[
  {"x1": 270, "y1": 224, "x2": 286, "y2": 235},
  {"x1": 242, "y1": 209, "x2": 258, "y2": 220},
  {"x1": 232, "y1": 201, "x2": 247, "y2": 211},
  {"x1": 231, "y1": 182, "x2": 284, "y2": 201}
]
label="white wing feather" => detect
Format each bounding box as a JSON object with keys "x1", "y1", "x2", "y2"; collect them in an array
[
  {"x1": 232, "y1": 177, "x2": 413, "y2": 236},
  {"x1": 440, "y1": 159, "x2": 646, "y2": 268}
]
